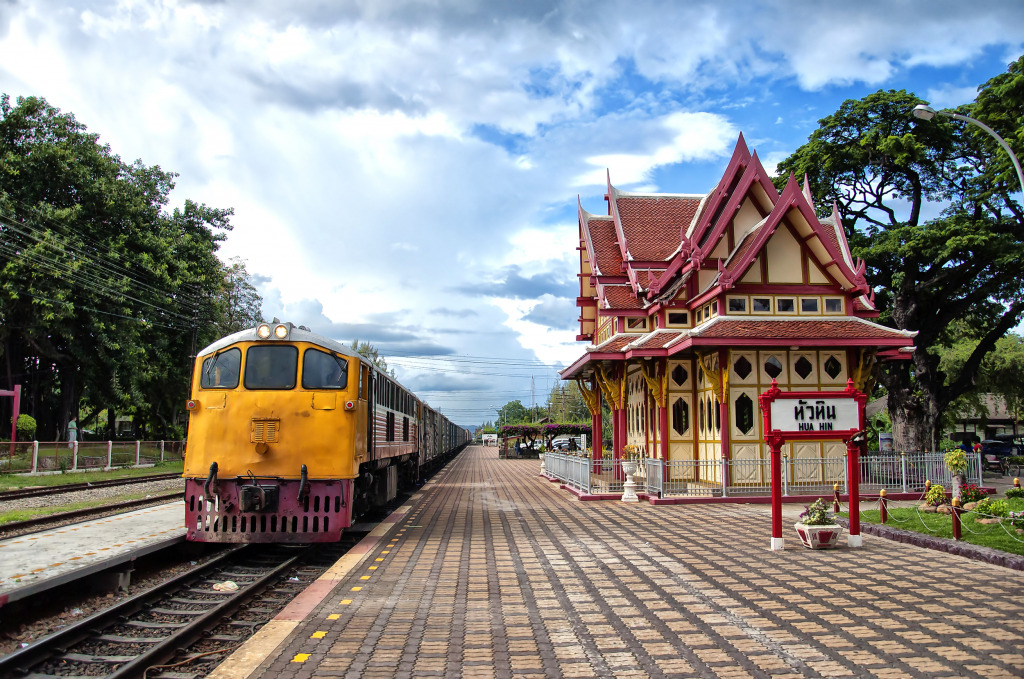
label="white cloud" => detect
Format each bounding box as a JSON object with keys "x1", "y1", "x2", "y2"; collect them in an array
[
  {"x1": 925, "y1": 85, "x2": 982, "y2": 109},
  {"x1": 575, "y1": 111, "x2": 737, "y2": 187},
  {"x1": 2, "y1": 0, "x2": 1020, "y2": 424}
]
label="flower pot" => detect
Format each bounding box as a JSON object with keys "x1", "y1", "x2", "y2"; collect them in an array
[
  {"x1": 794, "y1": 522, "x2": 843, "y2": 549},
  {"x1": 621, "y1": 460, "x2": 638, "y2": 476}
]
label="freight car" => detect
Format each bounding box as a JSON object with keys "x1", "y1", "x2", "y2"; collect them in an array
[{"x1": 182, "y1": 322, "x2": 470, "y2": 543}]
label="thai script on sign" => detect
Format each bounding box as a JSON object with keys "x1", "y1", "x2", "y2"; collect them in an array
[{"x1": 794, "y1": 400, "x2": 836, "y2": 430}]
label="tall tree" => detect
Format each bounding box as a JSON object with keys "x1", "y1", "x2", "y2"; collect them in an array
[
  {"x1": 216, "y1": 256, "x2": 264, "y2": 335},
  {"x1": 776, "y1": 57, "x2": 1024, "y2": 450},
  {"x1": 352, "y1": 340, "x2": 394, "y2": 377},
  {"x1": 0, "y1": 95, "x2": 231, "y2": 439}
]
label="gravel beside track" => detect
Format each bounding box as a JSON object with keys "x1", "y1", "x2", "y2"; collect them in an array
[{"x1": 0, "y1": 477, "x2": 185, "y2": 513}]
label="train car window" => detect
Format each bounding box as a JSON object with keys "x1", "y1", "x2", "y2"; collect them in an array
[
  {"x1": 243, "y1": 345, "x2": 298, "y2": 390},
  {"x1": 359, "y1": 366, "x2": 367, "y2": 399},
  {"x1": 200, "y1": 347, "x2": 241, "y2": 389},
  {"x1": 302, "y1": 349, "x2": 348, "y2": 389}
]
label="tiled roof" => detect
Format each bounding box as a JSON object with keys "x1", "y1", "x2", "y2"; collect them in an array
[
  {"x1": 591, "y1": 334, "x2": 634, "y2": 352},
  {"x1": 615, "y1": 196, "x2": 700, "y2": 261},
  {"x1": 630, "y1": 331, "x2": 686, "y2": 349},
  {"x1": 690, "y1": 318, "x2": 915, "y2": 342},
  {"x1": 586, "y1": 216, "x2": 621, "y2": 276},
  {"x1": 603, "y1": 285, "x2": 645, "y2": 310}
]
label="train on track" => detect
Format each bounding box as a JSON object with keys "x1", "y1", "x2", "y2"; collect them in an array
[{"x1": 182, "y1": 322, "x2": 470, "y2": 543}]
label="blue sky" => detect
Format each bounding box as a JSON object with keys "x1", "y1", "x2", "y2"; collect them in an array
[{"x1": 0, "y1": 1, "x2": 1021, "y2": 427}]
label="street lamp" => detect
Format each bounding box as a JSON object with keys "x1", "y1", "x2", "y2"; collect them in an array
[{"x1": 912, "y1": 104, "x2": 1024, "y2": 194}]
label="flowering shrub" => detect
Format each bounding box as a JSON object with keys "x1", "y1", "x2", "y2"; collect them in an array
[
  {"x1": 975, "y1": 497, "x2": 1009, "y2": 518},
  {"x1": 958, "y1": 483, "x2": 986, "y2": 504},
  {"x1": 1006, "y1": 486, "x2": 1024, "y2": 500},
  {"x1": 944, "y1": 449, "x2": 968, "y2": 475},
  {"x1": 799, "y1": 498, "x2": 836, "y2": 526},
  {"x1": 925, "y1": 484, "x2": 947, "y2": 506},
  {"x1": 1008, "y1": 511, "x2": 1024, "y2": 529}
]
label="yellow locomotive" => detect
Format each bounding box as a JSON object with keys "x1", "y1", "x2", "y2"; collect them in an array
[{"x1": 183, "y1": 321, "x2": 469, "y2": 543}]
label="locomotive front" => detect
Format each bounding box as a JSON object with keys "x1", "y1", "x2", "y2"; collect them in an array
[{"x1": 183, "y1": 322, "x2": 368, "y2": 543}]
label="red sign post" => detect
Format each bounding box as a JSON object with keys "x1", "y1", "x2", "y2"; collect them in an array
[
  {"x1": 758, "y1": 379, "x2": 867, "y2": 551},
  {"x1": 1, "y1": 385, "x2": 21, "y2": 459}
]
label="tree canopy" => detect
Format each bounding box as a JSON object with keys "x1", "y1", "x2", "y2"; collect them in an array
[
  {"x1": 776, "y1": 56, "x2": 1024, "y2": 450},
  {"x1": 0, "y1": 94, "x2": 258, "y2": 439}
]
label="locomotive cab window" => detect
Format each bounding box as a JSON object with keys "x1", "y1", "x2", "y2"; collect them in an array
[
  {"x1": 243, "y1": 345, "x2": 298, "y2": 390},
  {"x1": 200, "y1": 347, "x2": 241, "y2": 389},
  {"x1": 302, "y1": 349, "x2": 349, "y2": 389}
]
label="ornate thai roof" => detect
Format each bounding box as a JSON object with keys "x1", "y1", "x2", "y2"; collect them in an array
[{"x1": 564, "y1": 133, "x2": 913, "y2": 380}]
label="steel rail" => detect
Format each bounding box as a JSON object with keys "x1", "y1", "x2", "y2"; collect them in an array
[
  {"x1": 109, "y1": 548, "x2": 309, "y2": 678},
  {"x1": 0, "y1": 544, "x2": 248, "y2": 677},
  {"x1": 0, "y1": 493, "x2": 182, "y2": 534},
  {"x1": 0, "y1": 472, "x2": 182, "y2": 501}
]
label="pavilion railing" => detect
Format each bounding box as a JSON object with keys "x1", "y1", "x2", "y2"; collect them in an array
[{"x1": 543, "y1": 451, "x2": 981, "y2": 500}]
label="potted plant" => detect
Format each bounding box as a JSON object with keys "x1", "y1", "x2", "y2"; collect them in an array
[
  {"x1": 794, "y1": 498, "x2": 844, "y2": 549},
  {"x1": 945, "y1": 448, "x2": 968, "y2": 499},
  {"x1": 621, "y1": 444, "x2": 641, "y2": 475}
]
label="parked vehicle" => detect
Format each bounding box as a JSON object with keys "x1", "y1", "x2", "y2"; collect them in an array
[{"x1": 981, "y1": 439, "x2": 1016, "y2": 474}]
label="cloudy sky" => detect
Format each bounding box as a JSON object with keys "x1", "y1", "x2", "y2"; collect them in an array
[{"x1": 1, "y1": 0, "x2": 1022, "y2": 427}]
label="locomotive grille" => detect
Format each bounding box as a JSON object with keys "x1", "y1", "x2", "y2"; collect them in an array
[{"x1": 251, "y1": 418, "x2": 280, "y2": 442}]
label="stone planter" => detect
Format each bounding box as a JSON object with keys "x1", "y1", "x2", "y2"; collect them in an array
[
  {"x1": 621, "y1": 459, "x2": 639, "y2": 502},
  {"x1": 539, "y1": 453, "x2": 545, "y2": 475},
  {"x1": 794, "y1": 522, "x2": 843, "y2": 549}
]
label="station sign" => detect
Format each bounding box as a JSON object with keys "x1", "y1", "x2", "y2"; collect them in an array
[
  {"x1": 759, "y1": 379, "x2": 866, "y2": 440},
  {"x1": 769, "y1": 396, "x2": 860, "y2": 433}
]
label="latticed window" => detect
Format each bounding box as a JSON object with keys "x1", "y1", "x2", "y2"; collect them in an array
[
  {"x1": 735, "y1": 394, "x2": 754, "y2": 434},
  {"x1": 794, "y1": 356, "x2": 813, "y2": 379},
  {"x1": 672, "y1": 398, "x2": 688, "y2": 435}
]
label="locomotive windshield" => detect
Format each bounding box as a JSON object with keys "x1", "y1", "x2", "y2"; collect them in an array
[
  {"x1": 200, "y1": 348, "x2": 241, "y2": 389},
  {"x1": 243, "y1": 345, "x2": 298, "y2": 389},
  {"x1": 302, "y1": 349, "x2": 349, "y2": 389}
]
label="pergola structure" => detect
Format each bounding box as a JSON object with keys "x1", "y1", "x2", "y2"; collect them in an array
[{"x1": 560, "y1": 135, "x2": 916, "y2": 484}]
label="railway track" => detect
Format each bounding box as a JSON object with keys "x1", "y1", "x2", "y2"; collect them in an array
[
  {"x1": 0, "y1": 472, "x2": 183, "y2": 501},
  {"x1": 0, "y1": 536, "x2": 363, "y2": 678}
]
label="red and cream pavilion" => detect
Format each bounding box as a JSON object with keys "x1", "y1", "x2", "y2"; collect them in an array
[{"x1": 560, "y1": 135, "x2": 916, "y2": 479}]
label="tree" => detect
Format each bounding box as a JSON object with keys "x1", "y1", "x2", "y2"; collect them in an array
[
  {"x1": 0, "y1": 95, "x2": 231, "y2": 439},
  {"x1": 936, "y1": 325, "x2": 1024, "y2": 434},
  {"x1": 775, "y1": 56, "x2": 1024, "y2": 451},
  {"x1": 545, "y1": 381, "x2": 590, "y2": 422},
  {"x1": 216, "y1": 257, "x2": 264, "y2": 335},
  {"x1": 352, "y1": 340, "x2": 394, "y2": 377}
]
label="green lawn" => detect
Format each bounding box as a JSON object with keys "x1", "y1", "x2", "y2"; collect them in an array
[
  {"x1": 0, "y1": 460, "x2": 184, "y2": 490},
  {"x1": 855, "y1": 495, "x2": 1024, "y2": 557}
]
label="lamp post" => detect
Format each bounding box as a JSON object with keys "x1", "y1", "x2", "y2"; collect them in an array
[
  {"x1": 489, "y1": 404, "x2": 501, "y2": 449},
  {"x1": 912, "y1": 104, "x2": 1024, "y2": 195}
]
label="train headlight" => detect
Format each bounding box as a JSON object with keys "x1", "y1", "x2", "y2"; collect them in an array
[
  {"x1": 186, "y1": 399, "x2": 199, "y2": 410},
  {"x1": 256, "y1": 324, "x2": 272, "y2": 339},
  {"x1": 274, "y1": 324, "x2": 289, "y2": 339}
]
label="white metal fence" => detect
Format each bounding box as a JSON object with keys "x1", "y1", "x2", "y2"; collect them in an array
[
  {"x1": 0, "y1": 440, "x2": 186, "y2": 474},
  {"x1": 543, "y1": 451, "x2": 982, "y2": 499}
]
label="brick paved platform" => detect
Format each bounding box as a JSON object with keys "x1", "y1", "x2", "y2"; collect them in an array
[{"x1": 224, "y1": 446, "x2": 1024, "y2": 678}]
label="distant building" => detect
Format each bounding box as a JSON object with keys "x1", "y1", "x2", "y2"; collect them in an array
[
  {"x1": 560, "y1": 135, "x2": 917, "y2": 480},
  {"x1": 868, "y1": 393, "x2": 1021, "y2": 442}
]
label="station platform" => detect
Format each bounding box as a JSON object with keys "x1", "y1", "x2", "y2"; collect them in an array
[
  {"x1": 209, "y1": 446, "x2": 1024, "y2": 678},
  {"x1": 0, "y1": 501, "x2": 185, "y2": 605}
]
